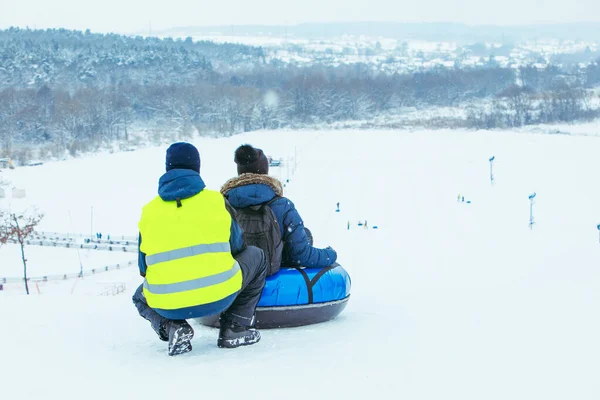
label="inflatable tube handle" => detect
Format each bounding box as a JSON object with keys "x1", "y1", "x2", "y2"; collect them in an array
[{"x1": 293, "y1": 263, "x2": 339, "y2": 304}]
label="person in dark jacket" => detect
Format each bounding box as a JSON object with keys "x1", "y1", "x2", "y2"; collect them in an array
[
  {"x1": 133, "y1": 142, "x2": 268, "y2": 356},
  {"x1": 221, "y1": 144, "x2": 337, "y2": 269}
]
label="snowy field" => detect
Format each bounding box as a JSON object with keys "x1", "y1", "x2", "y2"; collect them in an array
[{"x1": 1, "y1": 127, "x2": 600, "y2": 399}]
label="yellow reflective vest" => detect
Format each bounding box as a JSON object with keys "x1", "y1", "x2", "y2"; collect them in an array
[{"x1": 139, "y1": 189, "x2": 242, "y2": 311}]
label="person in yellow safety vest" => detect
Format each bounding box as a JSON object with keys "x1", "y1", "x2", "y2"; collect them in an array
[{"x1": 132, "y1": 142, "x2": 268, "y2": 356}]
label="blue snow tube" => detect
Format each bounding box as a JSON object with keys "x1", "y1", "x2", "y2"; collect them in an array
[{"x1": 198, "y1": 263, "x2": 351, "y2": 329}]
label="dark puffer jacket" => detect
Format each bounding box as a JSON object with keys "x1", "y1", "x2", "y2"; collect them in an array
[{"x1": 221, "y1": 173, "x2": 337, "y2": 268}]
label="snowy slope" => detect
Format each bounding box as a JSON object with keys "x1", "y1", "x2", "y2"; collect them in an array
[{"x1": 1, "y1": 128, "x2": 600, "y2": 400}]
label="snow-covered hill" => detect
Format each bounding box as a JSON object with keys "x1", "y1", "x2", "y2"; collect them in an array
[{"x1": 1, "y1": 128, "x2": 600, "y2": 400}]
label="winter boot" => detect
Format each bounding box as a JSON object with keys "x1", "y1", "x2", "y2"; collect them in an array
[
  {"x1": 217, "y1": 321, "x2": 261, "y2": 349},
  {"x1": 155, "y1": 321, "x2": 169, "y2": 342},
  {"x1": 167, "y1": 320, "x2": 194, "y2": 356}
]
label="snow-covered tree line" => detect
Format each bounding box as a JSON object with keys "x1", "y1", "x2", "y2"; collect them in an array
[
  {"x1": 467, "y1": 85, "x2": 597, "y2": 129},
  {"x1": 0, "y1": 27, "x2": 265, "y2": 89},
  {"x1": 1, "y1": 28, "x2": 599, "y2": 163}
]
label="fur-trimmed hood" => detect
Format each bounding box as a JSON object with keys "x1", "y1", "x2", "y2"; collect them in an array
[
  {"x1": 221, "y1": 173, "x2": 283, "y2": 208},
  {"x1": 221, "y1": 173, "x2": 283, "y2": 196}
]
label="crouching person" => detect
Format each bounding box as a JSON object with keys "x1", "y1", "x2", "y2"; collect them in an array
[
  {"x1": 221, "y1": 144, "x2": 337, "y2": 271},
  {"x1": 132, "y1": 142, "x2": 268, "y2": 356}
]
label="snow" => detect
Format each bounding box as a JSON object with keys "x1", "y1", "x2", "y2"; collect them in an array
[{"x1": 2, "y1": 127, "x2": 600, "y2": 399}]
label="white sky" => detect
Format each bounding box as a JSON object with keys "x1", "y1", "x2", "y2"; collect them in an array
[{"x1": 1, "y1": 0, "x2": 599, "y2": 34}]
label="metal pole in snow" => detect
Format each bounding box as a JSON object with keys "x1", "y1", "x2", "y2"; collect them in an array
[
  {"x1": 528, "y1": 193, "x2": 536, "y2": 229},
  {"x1": 489, "y1": 156, "x2": 495, "y2": 185},
  {"x1": 530, "y1": 201, "x2": 533, "y2": 228}
]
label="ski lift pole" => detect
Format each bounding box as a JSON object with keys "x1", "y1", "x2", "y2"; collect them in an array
[
  {"x1": 528, "y1": 192, "x2": 536, "y2": 229},
  {"x1": 489, "y1": 156, "x2": 495, "y2": 185}
]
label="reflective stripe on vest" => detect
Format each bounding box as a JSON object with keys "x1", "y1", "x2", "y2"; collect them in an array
[
  {"x1": 139, "y1": 189, "x2": 242, "y2": 310},
  {"x1": 146, "y1": 242, "x2": 231, "y2": 266},
  {"x1": 144, "y1": 261, "x2": 240, "y2": 294}
]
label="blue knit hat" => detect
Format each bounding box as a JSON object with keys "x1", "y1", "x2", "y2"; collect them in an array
[{"x1": 165, "y1": 142, "x2": 200, "y2": 173}]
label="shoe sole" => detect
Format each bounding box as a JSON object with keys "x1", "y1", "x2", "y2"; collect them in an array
[
  {"x1": 217, "y1": 332, "x2": 261, "y2": 349},
  {"x1": 168, "y1": 325, "x2": 194, "y2": 356}
]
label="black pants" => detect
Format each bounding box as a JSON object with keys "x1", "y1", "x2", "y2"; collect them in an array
[
  {"x1": 132, "y1": 246, "x2": 268, "y2": 333},
  {"x1": 220, "y1": 246, "x2": 267, "y2": 326}
]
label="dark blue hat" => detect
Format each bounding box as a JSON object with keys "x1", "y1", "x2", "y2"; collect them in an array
[{"x1": 165, "y1": 142, "x2": 200, "y2": 173}]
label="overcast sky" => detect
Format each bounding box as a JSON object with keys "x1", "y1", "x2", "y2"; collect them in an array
[{"x1": 1, "y1": 0, "x2": 599, "y2": 34}]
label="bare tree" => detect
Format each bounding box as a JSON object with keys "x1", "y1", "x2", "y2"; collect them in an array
[
  {"x1": 498, "y1": 85, "x2": 535, "y2": 127},
  {"x1": 0, "y1": 209, "x2": 44, "y2": 295}
]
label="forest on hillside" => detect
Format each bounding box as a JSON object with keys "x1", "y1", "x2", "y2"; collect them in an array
[{"x1": 1, "y1": 28, "x2": 600, "y2": 163}]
